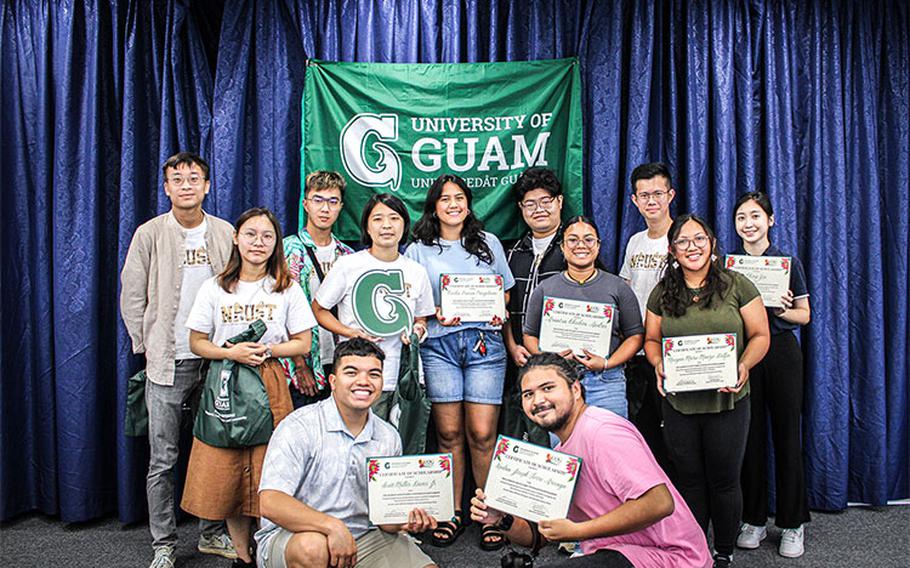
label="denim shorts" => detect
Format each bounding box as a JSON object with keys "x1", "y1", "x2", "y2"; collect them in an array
[
  {"x1": 421, "y1": 328, "x2": 507, "y2": 404},
  {"x1": 581, "y1": 364, "x2": 628, "y2": 418}
]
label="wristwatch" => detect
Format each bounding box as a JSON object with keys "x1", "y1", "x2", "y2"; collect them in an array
[
  {"x1": 264, "y1": 345, "x2": 273, "y2": 359},
  {"x1": 497, "y1": 513, "x2": 515, "y2": 532}
]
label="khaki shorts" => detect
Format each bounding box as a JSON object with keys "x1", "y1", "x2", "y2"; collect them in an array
[{"x1": 261, "y1": 527, "x2": 433, "y2": 568}]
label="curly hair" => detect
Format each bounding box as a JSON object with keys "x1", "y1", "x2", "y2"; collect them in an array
[{"x1": 657, "y1": 213, "x2": 731, "y2": 318}]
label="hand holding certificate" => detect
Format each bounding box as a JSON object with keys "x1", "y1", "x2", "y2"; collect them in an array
[
  {"x1": 483, "y1": 436, "x2": 582, "y2": 523},
  {"x1": 439, "y1": 274, "x2": 505, "y2": 323},
  {"x1": 538, "y1": 296, "x2": 615, "y2": 357},
  {"x1": 661, "y1": 334, "x2": 738, "y2": 393},
  {"x1": 367, "y1": 454, "x2": 455, "y2": 525},
  {"x1": 725, "y1": 255, "x2": 791, "y2": 308}
]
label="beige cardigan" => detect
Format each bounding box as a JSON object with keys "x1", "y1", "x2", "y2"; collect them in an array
[{"x1": 120, "y1": 211, "x2": 234, "y2": 385}]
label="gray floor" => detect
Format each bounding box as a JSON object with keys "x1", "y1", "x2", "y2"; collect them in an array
[{"x1": 2, "y1": 506, "x2": 909, "y2": 567}]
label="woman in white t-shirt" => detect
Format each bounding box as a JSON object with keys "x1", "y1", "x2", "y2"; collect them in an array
[
  {"x1": 180, "y1": 208, "x2": 316, "y2": 566},
  {"x1": 312, "y1": 193, "x2": 435, "y2": 420}
]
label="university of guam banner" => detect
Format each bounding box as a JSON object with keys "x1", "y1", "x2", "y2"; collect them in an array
[{"x1": 301, "y1": 58, "x2": 584, "y2": 240}]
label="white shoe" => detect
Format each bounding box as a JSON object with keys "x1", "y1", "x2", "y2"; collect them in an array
[
  {"x1": 198, "y1": 532, "x2": 239, "y2": 559},
  {"x1": 779, "y1": 525, "x2": 805, "y2": 558},
  {"x1": 736, "y1": 523, "x2": 767, "y2": 549},
  {"x1": 149, "y1": 546, "x2": 176, "y2": 568}
]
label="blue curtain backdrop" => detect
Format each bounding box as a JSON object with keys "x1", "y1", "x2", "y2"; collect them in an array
[{"x1": 1, "y1": 0, "x2": 907, "y2": 523}]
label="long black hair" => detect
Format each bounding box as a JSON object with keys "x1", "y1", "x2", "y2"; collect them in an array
[
  {"x1": 412, "y1": 173, "x2": 494, "y2": 265},
  {"x1": 657, "y1": 213, "x2": 731, "y2": 317}
]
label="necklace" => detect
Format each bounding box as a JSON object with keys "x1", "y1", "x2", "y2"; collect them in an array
[{"x1": 687, "y1": 285, "x2": 705, "y2": 303}]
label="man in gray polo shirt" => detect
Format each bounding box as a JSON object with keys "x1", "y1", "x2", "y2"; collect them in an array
[{"x1": 256, "y1": 338, "x2": 438, "y2": 568}]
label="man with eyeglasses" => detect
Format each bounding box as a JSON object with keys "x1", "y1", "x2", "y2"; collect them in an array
[
  {"x1": 619, "y1": 162, "x2": 677, "y2": 478},
  {"x1": 120, "y1": 152, "x2": 236, "y2": 568},
  {"x1": 283, "y1": 171, "x2": 354, "y2": 408},
  {"x1": 501, "y1": 167, "x2": 567, "y2": 444}
]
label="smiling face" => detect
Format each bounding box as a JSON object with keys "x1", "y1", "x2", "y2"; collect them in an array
[
  {"x1": 519, "y1": 188, "x2": 563, "y2": 235},
  {"x1": 330, "y1": 354, "x2": 384, "y2": 411},
  {"x1": 734, "y1": 199, "x2": 773, "y2": 247},
  {"x1": 670, "y1": 219, "x2": 714, "y2": 274},
  {"x1": 561, "y1": 220, "x2": 600, "y2": 270},
  {"x1": 164, "y1": 162, "x2": 210, "y2": 211},
  {"x1": 435, "y1": 181, "x2": 469, "y2": 231},
  {"x1": 631, "y1": 175, "x2": 674, "y2": 223},
  {"x1": 520, "y1": 367, "x2": 581, "y2": 432},
  {"x1": 366, "y1": 202, "x2": 406, "y2": 250},
  {"x1": 234, "y1": 214, "x2": 277, "y2": 268}
]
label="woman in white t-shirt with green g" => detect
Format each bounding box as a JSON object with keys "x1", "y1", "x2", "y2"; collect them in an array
[{"x1": 312, "y1": 193, "x2": 436, "y2": 420}]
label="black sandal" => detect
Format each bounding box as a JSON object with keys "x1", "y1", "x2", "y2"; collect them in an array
[
  {"x1": 430, "y1": 511, "x2": 465, "y2": 547},
  {"x1": 480, "y1": 523, "x2": 506, "y2": 551}
]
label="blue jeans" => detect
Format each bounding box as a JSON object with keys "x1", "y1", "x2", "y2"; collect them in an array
[
  {"x1": 581, "y1": 365, "x2": 628, "y2": 418},
  {"x1": 421, "y1": 328, "x2": 507, "y2": 404}
]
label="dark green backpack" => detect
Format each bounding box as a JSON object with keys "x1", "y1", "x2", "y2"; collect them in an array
[
  {"x1": 392, "y1": 334, "x2": 432, "y2": 455},
  {"x1": 193, "y1": 320, "x2": 274, "y2": 448},
  {"x1": 124, "y1": 369, "x2": 149, "y2": 437}
]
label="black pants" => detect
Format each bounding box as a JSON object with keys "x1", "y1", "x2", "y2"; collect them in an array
[
  {"x1": 625, "y1": 356, "x2": 677, "y2": 481},
  {"x1": 741, "y1": 331, "x2": 811, "y2": 528},
  {"x1": 541, "y1": 548, "x2": 633, "y2": 567},
  {"x1": 663, "y1": 397, "x2": 750, "y2": 556}
]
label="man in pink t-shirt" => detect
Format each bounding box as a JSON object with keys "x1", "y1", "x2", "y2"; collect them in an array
[{"x1": 471, "y1": 353, "x2": 711, "y2": 567}]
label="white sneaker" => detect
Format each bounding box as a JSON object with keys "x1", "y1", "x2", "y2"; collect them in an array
[
  {"x1": 736, "y1": 523, "x2": 767, "y2": 549},
  {"x1": 779, "y1": 525, "x2": 805, "y2": 558},
  {"x1": 149, "y1": 546, "x2": 176, "y2": 568},
  {"x1": 198, "y1": 532, "x2": 239, "y2": 559}
]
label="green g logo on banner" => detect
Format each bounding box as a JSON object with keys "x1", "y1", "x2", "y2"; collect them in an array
[{"x1": 352, "y1": 269, "x2": 413, "y2": 337}]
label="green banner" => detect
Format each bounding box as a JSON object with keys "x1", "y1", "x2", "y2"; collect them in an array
[{"x1": 301, "y1": 58, "x2": 583, "y2": 241}]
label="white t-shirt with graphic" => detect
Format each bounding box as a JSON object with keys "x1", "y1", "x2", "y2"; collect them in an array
[
  {"x1": 619, "y1": 229, "x2": 669, "y2": 321},
  {"x1": 175, "y1": 220, "x2": 214, "y2": 359},
  {"x1": 314, "y1": 250, "x2": 435, "y2": 391},
  {"x1": 185, "y1": 276, "x2": 316, "y2": 350}
]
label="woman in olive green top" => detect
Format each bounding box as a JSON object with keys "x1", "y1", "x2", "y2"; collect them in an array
[{"x1": 643, "y1": 213, "x2": 769, "y2": 567}]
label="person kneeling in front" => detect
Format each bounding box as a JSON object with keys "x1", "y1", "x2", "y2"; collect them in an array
[
  {"x1": 471, "y1": 353, "x2": 711, "y2": 567},
  {"x1": 254, "y1": 338, "x2": 439, "y2": 568}
]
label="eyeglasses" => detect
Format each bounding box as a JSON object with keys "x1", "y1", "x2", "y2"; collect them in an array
[
  {"x1": 306, "y1": 196, "x2": 341, "y2": 208},
  {"x1": 167, "y1": 175, "x2": 206, "y2": 187},
  {"x1": 672, "y1": 235, "x2": 710, "y2": 249},
  {"x1": 519, "y1": 196, "x2": 558, "y2": 211},
  {"x1": 564, "y1": 236, "x2": 600, "y2": 249},
  {"x1": 634, "y1": 190, "x2": 669, "y2": 202},
  {"x1": 239, "y1": 230, "x2": 276, "y2": 245}
]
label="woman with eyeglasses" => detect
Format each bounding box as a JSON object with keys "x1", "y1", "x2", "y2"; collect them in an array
[
  {"x1": 522, "y1": 216, "x2": 644, "y2": 418},
  {"x1": 732, "y1": 192, "x2": 811, "y2": 558},
  {"x1": 181, "y1": 208, "x2": 316, "y2": 566},
  {"x1": 643, "y1": 213, "x2": 769, "y2": 567},
  {"x1": 404, "y1": 173, "x2": 515, "y2": 550}
]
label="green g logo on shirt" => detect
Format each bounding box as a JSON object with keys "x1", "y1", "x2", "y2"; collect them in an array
[{"x1": 352, "y1": 269, "x2": 413, "y2": 337}]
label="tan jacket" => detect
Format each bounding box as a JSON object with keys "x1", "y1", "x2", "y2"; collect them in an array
[{"x1": 120, "y1": 211, "x2": 234, "y2": 385}]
